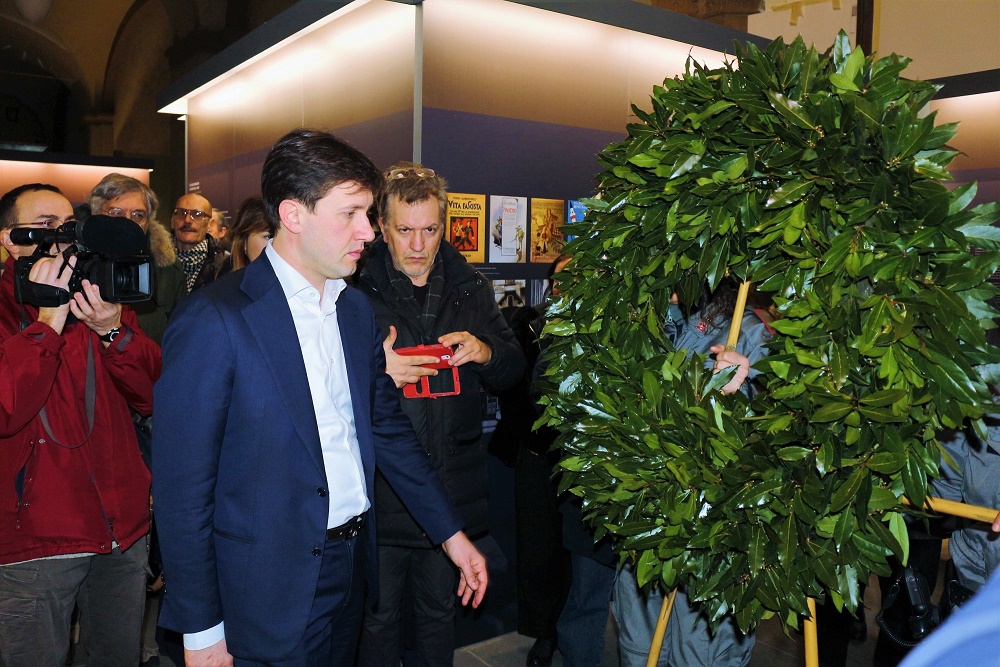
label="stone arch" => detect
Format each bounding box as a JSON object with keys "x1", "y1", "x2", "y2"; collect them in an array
[{"x1": 101, "y1": 0, "x2": 180, "y2": 156}]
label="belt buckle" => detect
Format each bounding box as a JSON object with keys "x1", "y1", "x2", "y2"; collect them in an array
[
  {"x1": 346, "y1": 520, "x2": 361, "y2": 539},
  {"x1": 343, "y1": 515, "x2": 363, "y2": 539}
]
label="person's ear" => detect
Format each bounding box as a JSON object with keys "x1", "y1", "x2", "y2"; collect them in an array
[
  {"x1": 278, "y1": 200, "x2": 301, "y2": 234},
  {"x1": 0, "y1": 228, "x2": 17, "y2": 257},
  {"x1": 377, "y1": 217, "x2": 387, "y2": 238}
]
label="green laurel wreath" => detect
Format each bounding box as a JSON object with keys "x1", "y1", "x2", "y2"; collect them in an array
[{"x1": 536, "y1": 31, "x2": 1000, "y2": 632}]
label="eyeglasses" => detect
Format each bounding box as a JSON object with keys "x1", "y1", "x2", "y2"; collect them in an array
[
  {"x1": 103, "y1": 207, "x2": 147, "y2": 224},
  {"x1": 386, "y1": 167, "x2": 437, "y2": 180},
  {"x1": 172, "y1": 208, "x2": 211, "y2": 221},
  {"x1": 15, "y1": 217, "x2": 75, "y2": 230}
]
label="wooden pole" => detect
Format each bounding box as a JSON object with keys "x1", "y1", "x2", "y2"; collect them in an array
[
  {"x1": 904, "y1": 496, "x2": 1000, "y2": 524},
  {"x1": 645, "y1": 281, "x2": 753, "y2": 665},
  {"x1": 804, "y1": 597, "x2": 819, "y2": 667},
  {"x1": 645, "y1": 588, "x2": 678, "y2": 667},
  {"x1": 800, "y1": 498, "x2": 998, "y2": 667},
  {"x1": 725, "y1": 282, "x2": 752, "y2": 351},
  {"x1": 722, "y1": 280, "x2": 826, "y2": 665},
  {"x1": 719, "y1": 281, "x2": 997, "y2": 667}
]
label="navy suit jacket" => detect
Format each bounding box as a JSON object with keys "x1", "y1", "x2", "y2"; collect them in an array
[{"x1": 152, "y1": 254, "x2": 463, "y2": 661}]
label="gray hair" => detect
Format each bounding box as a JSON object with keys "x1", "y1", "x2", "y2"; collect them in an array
[{"x1": 88, "y1": 173, "x2": 159, "y2": 222}]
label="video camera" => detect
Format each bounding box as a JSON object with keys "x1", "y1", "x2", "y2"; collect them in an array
[{"x1": 11, "y1": 214, "x2": 154, "y2": 307}]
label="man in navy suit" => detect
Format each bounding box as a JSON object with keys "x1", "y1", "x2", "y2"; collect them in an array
[{"x1": 152, "y1": 128, "x2": 488, "y2": 667}]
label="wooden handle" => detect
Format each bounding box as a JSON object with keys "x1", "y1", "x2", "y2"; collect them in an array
[
  {"x1": 646, "y1": 588, "x2": 678, "y2": 667},
  {"x1": 904, "y1": 496, "x2": 999, "y2": 524},
  {"x1": 804, "y1": 597, "x2": 819, "y2": 667},
  {"x1": 725, "y1": 282, "x2": 752, "y2": 351}
]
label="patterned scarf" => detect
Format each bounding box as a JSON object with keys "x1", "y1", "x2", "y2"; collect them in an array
[
  {"x1": 385, "y1": 250, "x2": 445, "y2": 341},
  {"x1": 175, "y1": 237, "x2": 208, "y2": 292}
]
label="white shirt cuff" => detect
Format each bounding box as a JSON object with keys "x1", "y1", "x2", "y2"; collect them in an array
[{"x1": 184, "y1": 622, "x2": 225, "y2": 651}]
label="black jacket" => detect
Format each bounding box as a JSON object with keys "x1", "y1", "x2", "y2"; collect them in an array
[
  {"x1": 487, "y1": 305, "x2": 560, "y2": 467},
  {"x1": 357, "y1": 240, "x2": 525, "y2": 547},
  {"x1": 190, "y1": 237, "x2": 225, "y2": 293}
]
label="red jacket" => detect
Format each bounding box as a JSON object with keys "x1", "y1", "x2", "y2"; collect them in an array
[{"x1": 0, "y1": 257, "x2": 161, "y2": 563}]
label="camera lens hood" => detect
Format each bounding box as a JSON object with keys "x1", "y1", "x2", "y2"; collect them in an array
[{"x1": 75, "y1": 214, "x2": 147, "y2": 256}]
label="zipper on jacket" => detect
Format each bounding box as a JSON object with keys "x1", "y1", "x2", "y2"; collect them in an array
[
  {"x1": 14, "y1": 462, "x2": 26, "y2": 504},
  {"x1": 91, "y1": 470, "x2": 118, "y2": 548}
]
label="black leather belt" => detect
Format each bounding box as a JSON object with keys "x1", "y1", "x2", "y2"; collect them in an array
[{"x1": 326, "y1": 514, "x2": 365, "y2": 541}]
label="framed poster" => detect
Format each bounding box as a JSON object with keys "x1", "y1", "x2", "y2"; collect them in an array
[
  {"x1": 447, "y1": 193, "x2": 487, "y2": 262},
  {"x1": 488, "y1": 195, "x2": 527, "y2": 263},
  {"x1": 530, "y1": 198, "x2": 565, "y2": 263}
]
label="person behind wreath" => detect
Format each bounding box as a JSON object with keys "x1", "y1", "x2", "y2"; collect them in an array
[{"x1": 0, "y1": 183, "x2": 161, "y2": 667}]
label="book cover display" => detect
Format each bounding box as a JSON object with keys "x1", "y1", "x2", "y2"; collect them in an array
[
  {"x1": 446, "y1": 193, "x2": 487, "y2": 263},
  {"x1": 566, "y1": 200, "x2": 588, "y2": 243},
  {"x1": 530, "y1": 198, "x2": 565, "y2": 263},
  {"x1": 488, "y1": 195, "x2": 527, "y2": 263},
  {"x1": 492, "y1": 279, "x2": 527, "y2": 309}
]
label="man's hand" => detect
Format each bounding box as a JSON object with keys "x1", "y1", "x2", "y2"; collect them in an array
[
  {"x1": 992, "y1": 511, "x2": 1000, "y2": 533},
  {"x1": 709, "y1": 345, "x2": 751, "y2": 395},
  {"x1": 441, "y1": 531, "x2": 488, "y2": 608},
  {"x1": 70, "y1": 279, "x2": 122, "y2": 346},
  {"x1": 184, "y1": 638, "x2": 233, "y2": 667},
  {"x1": 438, "y1": 331, "x2": 491, "y2": 367},
  {"x1": 383, "y1": 325, "x2": 439, "y2": 388},
  {"x1": 28, "y1": 256, "x2": 76, "y2": 335}
]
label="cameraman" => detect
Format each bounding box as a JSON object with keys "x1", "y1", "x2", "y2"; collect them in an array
[{"x1": 0, "y1": 184, "x2": 161, "y2": 667}]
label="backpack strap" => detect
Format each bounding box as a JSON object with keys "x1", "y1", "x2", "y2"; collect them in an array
[{"x1": 751, "y1": 307, "x2": 776, "y2": 335}]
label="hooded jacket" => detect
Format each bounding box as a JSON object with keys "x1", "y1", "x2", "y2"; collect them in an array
[
  {"x1": 935, "y1": 415, "x2": 1000, "y2": 591},
  {"x1": 0, "y1": 257, "x2": 161, "y2": 563},
  {"x1": 131, "y1": 221, "x2": 187, "y2": 345},
  {"x1": 357, "y1": 239, "x2": 525, "y2": 546}
]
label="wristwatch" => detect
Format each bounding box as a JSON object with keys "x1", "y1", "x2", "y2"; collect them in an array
[{"x1": 99, "y1": 326, "x2": 123, "y2": 343}]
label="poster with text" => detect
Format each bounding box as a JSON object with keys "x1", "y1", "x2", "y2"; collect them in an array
[
  {"x1": 488, "y1": 195, "x2": 527, "y2": 263},
  {"x1": 530, "y1": 198, "x2": 565, "y2": 263},
  {"x1": 447, "y1": 193, "x2": 486, "y2": 263}
]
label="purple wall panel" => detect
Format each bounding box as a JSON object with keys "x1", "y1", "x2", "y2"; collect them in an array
[
  {"x1": 188, "y1": 110, "x2": 413, "y2": 214},
  {"x1": 421, "y1": 107, "x2": 623, "y2": 201},
  {"x1": 187, "y1": 165, "x2": 231, "y2": 214}
]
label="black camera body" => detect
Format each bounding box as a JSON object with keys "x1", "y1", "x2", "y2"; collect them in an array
[{"x1": 11, "y1": 215, "x2": 154, "y2": 307}]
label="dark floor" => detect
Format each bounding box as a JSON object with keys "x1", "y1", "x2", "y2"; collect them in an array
[
  {"x1": 454, "y1": 574, "x2": 887, "y2": 667},
  {"x1": 129, "y1": 454, "x2": 897, "y2": 667},
  {"x1": 140, "y1": 572, "x2": 893, "y2": 666}
]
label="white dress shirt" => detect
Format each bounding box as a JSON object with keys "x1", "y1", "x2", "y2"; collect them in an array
[
  {"x1": 266, "y1": 244, "x2": 369, "y2": 525},
  {"x1": 185, "y1": 243, "x2": 369, "y2": 651}
]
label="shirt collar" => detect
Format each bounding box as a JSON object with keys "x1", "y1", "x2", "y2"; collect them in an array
[{"x1": 265, "y1": 243, "x2": 346, "y2": 305}]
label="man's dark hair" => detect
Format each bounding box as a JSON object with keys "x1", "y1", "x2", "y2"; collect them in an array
[
  {"x1": 0, "y1": 184, "x2": 62, "y2": 231},
  {"x1": 260, "y1": 128, "x2": 383, "y2": 227}
]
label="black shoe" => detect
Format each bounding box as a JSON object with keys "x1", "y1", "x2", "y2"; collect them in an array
[{"x1": 527, "y1": 637, "x2": 556, "y2": 667}]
